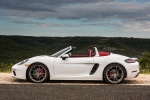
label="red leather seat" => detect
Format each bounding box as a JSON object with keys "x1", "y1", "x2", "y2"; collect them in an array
[{"x1": 99, "y1": 52, "x2": 110, "y2": 56}]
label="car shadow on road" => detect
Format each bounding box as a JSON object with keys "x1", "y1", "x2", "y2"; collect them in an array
[{"x1": 12, "y1": 79, "x2": 139, "y2": 85}]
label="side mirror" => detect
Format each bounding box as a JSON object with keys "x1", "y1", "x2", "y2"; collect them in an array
[{"x1": 62, "y1": 54, "x2": 69, "y2": 60}]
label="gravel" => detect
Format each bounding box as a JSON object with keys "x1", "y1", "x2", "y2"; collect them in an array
[
  {"x1": 1, "y1": 73, "x2": 150, "y2": 100},
  {"x1": 0, "y1": 73, "x2": 150, "y2": 85}
]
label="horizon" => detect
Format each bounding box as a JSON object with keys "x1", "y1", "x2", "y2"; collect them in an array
[
  {"x1": 0, "y1": 0, "x2": 150, "y2": 38},
  {"x1": 0, "y1": 35, "x2": 150, "y2": 39}
]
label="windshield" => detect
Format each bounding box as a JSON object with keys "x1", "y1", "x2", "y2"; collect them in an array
[{"x1": 51, "y1": 46, "x2": 71, "y2": 57}]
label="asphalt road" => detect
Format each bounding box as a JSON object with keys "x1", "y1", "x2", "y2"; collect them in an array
[
  {"x1": 0, "y1": 84, "x2": 150, "y2": 100},
  {"x1": 1, "y1": 73, "x2": 150, "y2": 100}
]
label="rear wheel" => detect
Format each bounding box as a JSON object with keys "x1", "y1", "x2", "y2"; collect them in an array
[
  {"x1": 103, "y1": 64, "x2": 126, "y2": 84},
  {"x1": 27, "y1": 63, "x2": 49, "y2": 83}
]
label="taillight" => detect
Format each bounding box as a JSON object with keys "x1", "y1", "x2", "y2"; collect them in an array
[{"x1": 125, "y1": 59, "x2": 136, "y2": 63}]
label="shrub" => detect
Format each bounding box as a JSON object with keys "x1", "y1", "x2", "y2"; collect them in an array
[
  {"x1": 139, "y1": 51, "x2": 150, "y2": 69},
  {"x1": 0, "y1": 63, "x2": 13, "y2": 72}
]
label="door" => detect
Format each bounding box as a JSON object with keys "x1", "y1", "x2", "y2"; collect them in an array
[{"x1": 54, "y1": 57, "x2": 94, "y2": 76}]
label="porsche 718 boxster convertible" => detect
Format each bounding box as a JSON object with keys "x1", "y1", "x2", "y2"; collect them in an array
[{"x1": 12, "y1": 46, "x2": 139, "y2": 84}]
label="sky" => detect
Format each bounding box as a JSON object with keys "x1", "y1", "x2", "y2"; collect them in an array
[{"x1": 0, "y1": 0, "x2": 150, "y2": 38}]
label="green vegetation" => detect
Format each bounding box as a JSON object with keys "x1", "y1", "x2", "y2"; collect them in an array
[
  {"x1": 139, "y1": 51, "x2": 150, "y2": 74},
  {"x1": 0, "y1": 63, "x2": 13, "y2": 72},
  {"x1": 0, "y1": 35, "x2": 150, "y2": 73}
]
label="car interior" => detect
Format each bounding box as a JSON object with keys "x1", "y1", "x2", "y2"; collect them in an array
[
  {"x1": 68, "y1": 47, "x2": 110, "y2": 58},
  {"x1": 67, "y1": 47, "x2": 95, "y2": 58}
]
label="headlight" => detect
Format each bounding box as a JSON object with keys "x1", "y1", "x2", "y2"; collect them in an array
[
  {"x1": 18, "y1": 59, "x2": 29, "y2": 65},
  {"x1": 125, "y1": 59, "x2": 136, "y2": 63}
]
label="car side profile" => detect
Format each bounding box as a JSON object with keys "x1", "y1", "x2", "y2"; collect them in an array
[{"x1": 12, "y1": 46, "x2": 139, "y2": 84}]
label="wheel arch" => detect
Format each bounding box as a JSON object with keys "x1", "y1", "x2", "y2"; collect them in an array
[
  {"x1": 102, "y1": 62, "x2": 127, "y2": 80},
  {"x1": 26, "y1": 62, "x2": 50, "y2": 81}
]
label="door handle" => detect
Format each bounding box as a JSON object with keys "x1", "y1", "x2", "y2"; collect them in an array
[{"x1": 85, "y1": 61, "x2": 93, "y2": 64}]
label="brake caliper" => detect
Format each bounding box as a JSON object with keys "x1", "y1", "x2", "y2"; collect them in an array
[
  {"x1": 109, "y1": 69, "x2": 112, "y2": 76},
  {"x1": 40, "y1": 68, "x2": 45, "y2": 77}
]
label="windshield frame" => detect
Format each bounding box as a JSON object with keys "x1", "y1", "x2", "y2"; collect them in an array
[{"x1": 51, "y1": 46, "x2": 72, "y2": 57}]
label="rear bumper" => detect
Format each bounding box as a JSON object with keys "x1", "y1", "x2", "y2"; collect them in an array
[{"x1": 126, "y1": 62, "x2": 140, "y2": 78}]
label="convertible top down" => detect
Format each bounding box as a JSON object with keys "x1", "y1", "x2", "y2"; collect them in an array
[{"x1": 12, "y1": 46, "x2": 139, "y2": 84}]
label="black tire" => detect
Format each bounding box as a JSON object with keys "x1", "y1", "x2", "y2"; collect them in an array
[
  {"x1": 27, "y1": 63, "x2": 49, "y2": 83},
  {"x1": 103, "y1": 64, "x2": 126, "y2": 84}
]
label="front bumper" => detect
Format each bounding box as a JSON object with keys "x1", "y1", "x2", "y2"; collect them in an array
[{"x1": 12, "y1": 64, "x2": 27, "y2": 80}]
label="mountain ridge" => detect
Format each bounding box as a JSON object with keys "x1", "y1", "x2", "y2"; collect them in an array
[{"x1": 0, "y1": 35, "x2": 150, "y2": 63}]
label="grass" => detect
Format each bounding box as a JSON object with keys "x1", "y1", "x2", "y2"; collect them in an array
[
  {"x1": 0, "y1": 63, "x2": 13, "y2": 73},
  {"x1": 139, "y1": 63, "x2": 150, "y2": 74},
  {"x1": 140, "y1": 69, "x2": 150, "y2": 74}
]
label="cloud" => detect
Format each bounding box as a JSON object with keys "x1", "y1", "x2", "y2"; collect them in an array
[
  {"x1": 12, "y1": 20, "x2": 80, "y2": 27},
  {"x1": 0, "y1": 0, "x2": 150, "y2": 21},
  {"x1": 10, "y1": 20, "x2": 121, "y2": 28},
  {"x1": 58, "y1": 2, "x2": 150, "y2": 21},
  {"x1": 1, "y1": 0, "x2": 150, "y2": 33},
  {"x1": 121, "y1": 21, "x2": 150, "y2": 32},
  {"x1": 0, "y1": 0, "x2": 112, "y2": 11}
]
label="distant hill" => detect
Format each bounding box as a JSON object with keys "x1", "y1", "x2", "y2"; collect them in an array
[{"x1": 0, "y1": 35, "x2": 150, "y2": 63}]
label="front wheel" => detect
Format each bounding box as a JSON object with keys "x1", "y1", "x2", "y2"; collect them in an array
[
  {"x1": 103, "y1": 64, "x2": 126, "y2": 84},
  {"x1": 27, "y1": 63, "x2": 49, "y2": 83}
]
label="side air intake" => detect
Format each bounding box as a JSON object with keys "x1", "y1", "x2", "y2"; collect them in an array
[{"x1": 90, "y1": 63, "x2": 99, "y2": 75}]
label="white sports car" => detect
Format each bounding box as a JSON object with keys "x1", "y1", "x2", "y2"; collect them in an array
[{"x1": 12, "y1": 46, "x2": 139, "y2": 84}]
